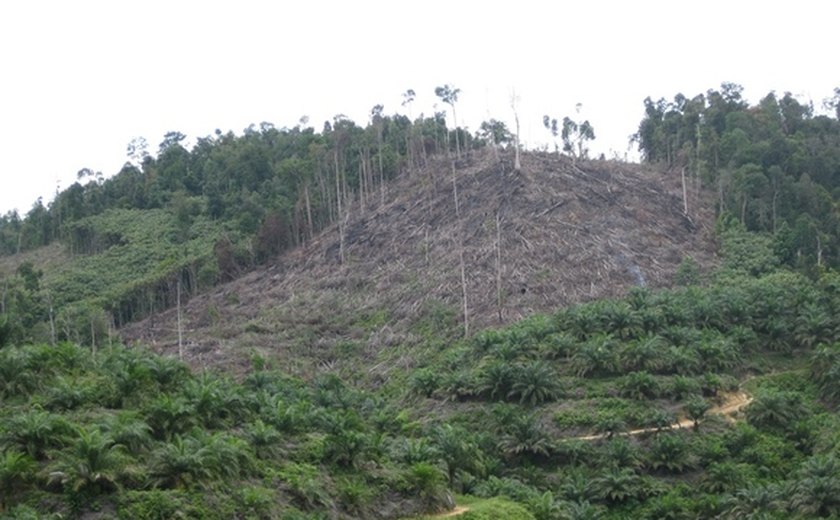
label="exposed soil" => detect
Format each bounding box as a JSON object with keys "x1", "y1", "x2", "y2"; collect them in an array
[
  {"x1": 121, "y1": 150, "x2": 718, "y2": 375},
  {"x1": 429, "y1": 506, "x2": 470, "y2": 518},
  {"x1": 573, "y1": 389, "x2": 753, "y2": 441}
]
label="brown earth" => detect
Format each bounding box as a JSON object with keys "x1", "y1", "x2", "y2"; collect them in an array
[
  {"x1": 572, "y1": 389, "x2": 753, "y2": 441},
  {"x1": 120, "y1": 150, "x2": 718, "y2": 375}
]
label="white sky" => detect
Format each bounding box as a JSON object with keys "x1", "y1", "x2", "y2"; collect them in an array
[{"x1": 1, "y1": 0, "x2": 837, "y2": 215}]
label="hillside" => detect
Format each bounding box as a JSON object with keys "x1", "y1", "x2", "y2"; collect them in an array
[{"x1": 121, "y1": 150, "x2": 717, "y2": 373}]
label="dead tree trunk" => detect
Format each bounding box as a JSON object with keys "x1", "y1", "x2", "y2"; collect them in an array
[
  {"x1": 334, "y1": 150, "x2": 345, "y2": 264},
  {"x1": 511, "y1": 92, "x2": 522, "y2": 172},
  {"x1": 452, "y1": 172, "x2": 469, "y2": 337},
  {"x1": 177, "y1": 278, "x2": 184, "y2": 361},
  {"x1": 495, "y1": 210, "x2": 503, "y2": 322}
]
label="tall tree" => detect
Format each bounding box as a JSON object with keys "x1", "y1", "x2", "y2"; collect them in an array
[{"x1": 435, "y1": 84, "x2": 462, "y2": 159}]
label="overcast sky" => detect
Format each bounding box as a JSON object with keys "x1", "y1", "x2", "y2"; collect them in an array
[{"x1": 1, "y1": 0, "x2": 837, "y2": 215}]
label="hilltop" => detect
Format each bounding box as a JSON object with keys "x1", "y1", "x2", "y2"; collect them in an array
[{"x1": 121, "y1": 149, "x2": 716, "y2": 373}]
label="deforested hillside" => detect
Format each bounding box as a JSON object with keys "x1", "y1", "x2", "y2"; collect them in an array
[{"x1": 121, "y1": 149, "x2": 717, "y2": 371}]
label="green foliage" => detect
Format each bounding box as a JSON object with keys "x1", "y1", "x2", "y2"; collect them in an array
[{"x1": 635, "y1": 85, "x2": 840, "y2": 272}]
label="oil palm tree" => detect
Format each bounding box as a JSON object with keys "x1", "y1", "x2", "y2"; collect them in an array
[
  {"x1": 508, "y1": 362, "x2": 560, "y2": 405},
  {"x1": 721, "y1": 484, "x2": 780, "y2": 519},
  {"x1": 497, "y1": 414, "x2": 552, "y2": 459},
  {"x1": 1, "y1": 410, "x2": 72, "y2": 460},
  {"x1": 0, "y1": 450, "x2": 35, "y2": 512},
  {"x1": 46, "y1": 427, "x2": 129, "y2": 494},
  {"x1": 745, "y1": 391, "x2": 802, "y2": 430},
  {"x1": 591, "y1": 468, "x2": 643, "y2": 504},
  {"x1": 789, "y1": 455, "x2": 840, "y2": 517}
]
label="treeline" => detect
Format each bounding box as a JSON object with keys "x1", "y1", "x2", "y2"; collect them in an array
[
  {"x1": 0, "y1": 89, "x2": 515, "y2": 345},
  {"x1": 0, "y1": 98, "x2": 501, "y2": 258},
  {"x1": 634, "y1": 83, "x2": 840, "y2": 270}
]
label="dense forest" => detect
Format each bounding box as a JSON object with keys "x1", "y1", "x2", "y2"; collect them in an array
[
  {"x1": 634, "y1": 84, "x2": 840, "y2": 271},
  {"x1": 1, "y1": 84, "x2": 840, "y2": 518}
]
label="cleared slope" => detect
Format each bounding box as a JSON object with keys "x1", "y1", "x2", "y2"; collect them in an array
[{"x1": 121, "y1": 150, "x2": 717, "y2": 373}]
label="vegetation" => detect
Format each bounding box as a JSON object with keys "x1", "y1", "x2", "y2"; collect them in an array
[{"x1": 2, "y1": 84, "x2": 840, "y2": 518}]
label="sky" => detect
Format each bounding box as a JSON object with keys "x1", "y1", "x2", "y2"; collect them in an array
[{"x1": 1, "y1": 0, "x2": 837, "y2": 215}]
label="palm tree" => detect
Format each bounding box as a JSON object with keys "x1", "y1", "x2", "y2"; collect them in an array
[
  {"x1": 811, "y1": 344, "x2": 840, "y2": 404},
  {"x1": 600, "y1": 437, "x2": 642, "y2": 469},
  {"x1": 668, "y1": 375, "x2": 701, "y2": 400},
  {"x1": 591, "y1": 468, "x2": 643, "y2": 504},
  {"x1": 508, "y1": 362, "x2": 561, "y2": 405},
  {"x1": 144, "y1": 355, "x2": 189, "y2": 391},
  {"x1": 684, "y1": 396, "x2": 711, "y2": 430},
  {"x1": 102, "y1": 412, "x2": 152, "y2": 455},
  {"x1": 144, "y1": 394, "x2": 196, "y2": 441},
  {"x1": 594, "y1": 415, "x2": 627, "y2": 440},
  {"x1": 477, "y1": 361, "x2": 514, "y2": 401},
  {"x1": 526, "y1": 491, "x2": 563, "y2": 520},
  {"x1": 721, "y1": 484, "x2": 781, "y2": 519},
  {"x1": 572, "y1": 333, "x2": 618, "y2": 378},
  {"x1": 148, "y1": 435, "x2": 215, "y2": 489},
  {"x1": 0, "y1": 450, "x2": 35, "y2": 512},
  {"x1": 540, "y1": 332, "x2": 578, "y2": 361},
  {"x1": 745, "y1": 391, "x2": 802, "y2": 430},
  {"x1": 246, "y1": 419, "x2": 282, "y2": 459},
  {"x1": 619, "y1": 334, "x2": 666, "y2": 372},
  {"x1": 403, "y1": 462, "x2": 451, "y2": 509},
  {"x1": 619, "y1": 371, "x2": 660, "y2": 400},
  {"x1": 394, "y1": 438, "x2": 440, "y2": 464},
  {"x1": 433, "y1": 424, "x2": 482, "y2": 488},
  {"x1": 794, "y1": 303, "x2": 833, "y2": 349},
  {"x1": 701, "y1": 461, "x2": 754, "y2": 493},
  {"x1": 647, "y1": 433, "x2": 692, "y2": 473},
  {"x1": 605, "y1": 302, "x2": 643, "y2": 340},
  {"x1": 46, "y1": 427, "x2": 128, "y2": 494},
  {"x1": 1, "y1": 410, "x2": 72, "y2": 460},
  {"x1": 789, "y1": 455, "x2": 840, "y2": 517},
  {"x1": 0, "y1": 348, "x2": 37, "y2": 398},
  {"x1": 559, "y1": 500, "x2": 605, "y2": 520},
  {"x1": 497, "y1": 414, "x2": 552, "y2": 459}
]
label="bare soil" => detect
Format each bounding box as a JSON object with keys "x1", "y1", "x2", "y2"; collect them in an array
[
  {"x1": 121, "y1": 150, "x2": 718, "y2": 375},
  {"x1": 573, "y1": 389, "x2": 753, "y2": 441}
]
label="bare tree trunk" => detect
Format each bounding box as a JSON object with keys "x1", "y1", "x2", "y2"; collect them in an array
[
  {"x1": 681, "y1": 167, "x2": 689, "y2": 216},
  {"x1": 511, "y1": 92, "x2": 522, "y2": 172},
  {"x1": 304, "y1": 183, "x2": 313, "y2": 240},
  {"x1": 90, "y1": 318, "x2": 96, "y2": 360},
  {"x1": 495, "y1": 210, "x2": 503, "y2": 322},
  {"x1": 47, "y1": 289, "x2": 56, "y2": 345},
  {"x1": 453, "y1": 108, "x2": 461, "y2": 160},
  {"x1": 177, "y1": 278, "x2": 183, "y2": 361},
  {"x1": 358, "y1": 154, "x2": 366, "y2": 212},
  {"x1": 334, "y1": 150, "x2": 345, "y2": 264},
  {"x1": 452, "y1": 173, "x2": 468, "y2": 337},
  {"x1": 817, "y1": 234, "x2": 823, "y2": 268},
  {"x1": 378, "y1": 128, "x2": 386, "y2": 206}
]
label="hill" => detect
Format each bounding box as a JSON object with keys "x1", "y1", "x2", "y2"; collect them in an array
[{"x1": 121, "y1": 149, "x2": 717, "y2": 373}]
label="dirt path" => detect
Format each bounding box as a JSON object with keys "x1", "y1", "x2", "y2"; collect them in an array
[
  {"x1": 572, "y1": 389, "x2": 753, "y2": 441},
  {"x1": 429, "y1": 506, "x2": 470, "y2": 518}
]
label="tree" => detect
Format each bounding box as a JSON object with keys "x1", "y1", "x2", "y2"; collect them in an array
[
  {"x1": 684, "y1": 396, "x2": 711, "y2": 430},
  {"x1": 47, "y1": 427, "x2": 128, "y2": 494},
  {"x1": 789, "y1": 455, "x2": 840, "y2": 517},
  {"x1": 497, "y1": 414, "x2": 552, "y2": 459},
  {"x1": 591, "y1": 468, "x2": 643, "y2": 504},
  {"x1": 745, "y1": 390, "x2": 803, "y2": 430},
  {"x1": 0, "y1": 451, "x2": 35, "y2": 512},
  {"x1": 561, "y1": 106, "x2": 596, "y2": 161},
  {"x1": 508, "y1": 362, "x2": 561, "y2": 405},
  {"x1": 435, "y1": 84, "x2": 462, "y2": 159}
]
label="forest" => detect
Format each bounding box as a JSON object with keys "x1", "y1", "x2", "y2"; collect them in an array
[{"x1": 1, "y1": 84, "x2": 840, "y2": 519}]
